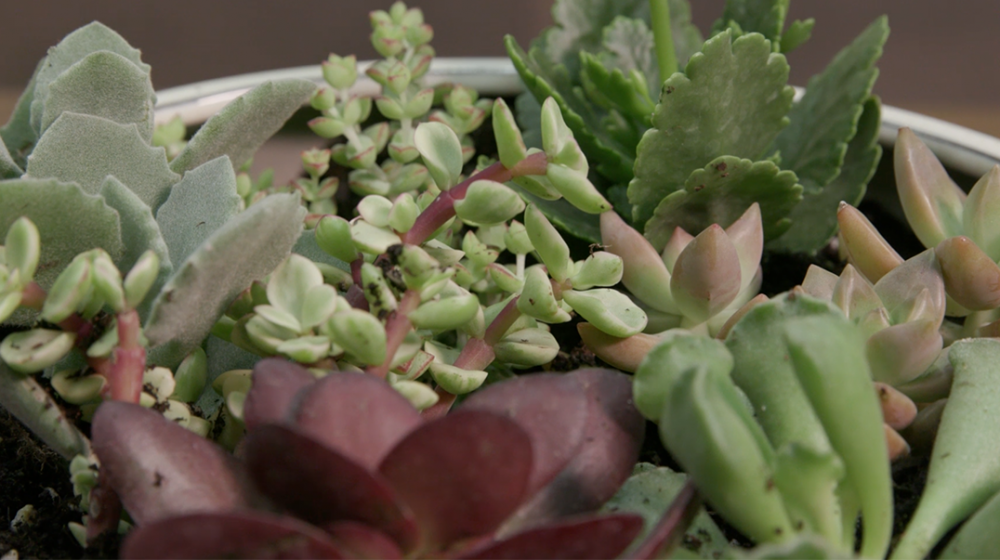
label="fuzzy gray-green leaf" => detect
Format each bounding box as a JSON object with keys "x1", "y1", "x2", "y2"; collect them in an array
[
  {"x1": 39, "y1": 51, "x2": 156, "y2": 141},
  {"x1": 644, "y1": 156, "x2": 801, "y2": 249},
  {"x1": 169, "y1": 79, "x2": 316, "y2": 174},
  {"x1": 26, "y1": 112, "x2": 179, "y2": 211},
  {"x1": 156, "y1": 156, "x2": 241, "y2": 267},
  {"x1": 0, "y1": 58, "x2": 44, "y2": 168},
  {"x1": 769, "y1": 97, "x2": 882, "y2": 254},
  {"x1": 769, "y1": 17, "x2": 888, "y2": 194},
  {"x1": 628, "y1": 31, "x2": 794, "y2": 228},
  {"x1": 0, "y1": 136, "x2": 22, "y2": 179},
  {"x1": 144, "y1": 193, "x2": 305, "y2": 355}
]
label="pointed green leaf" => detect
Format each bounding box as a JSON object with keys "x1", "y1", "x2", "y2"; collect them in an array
[
  {"x1": 644, "y1": 156, "x2": 801, "y2": 249},
  {"x1": 169, "y1": 79, "x2": 316, "y2": 174},
  {"x1": 714, "y1": 0, "x2": 789, "y2": 43},
  {"x1": 769, "y1": 97, "x2": 882, "y2": 254},
  {"x1": 0, "y1": 362, "x2": 90, "y2": 459},
  {"x1": 26, "y1": 112, "x2": 179, "y2": 211},
  {"x1": 770, "y1": 17, "x2": 887, "y2": 196},
  {"x1": 628, "y1": 31, "x2": 794, "y2": 228},
  {"x1": 144, "y1": 194, "x2": 305, "y2": 355},
  {"x1": 780, "y1": 19, "x2": 815, "y2": 53},
  {"x1": 156, "y1": 156, "x2": 241, "y2": 266},
  {"x1": 39, "y1": 51, "x2": 155, "y2": 141},
  {"x1": 562, "y1": 288, "x2": 647, "y2": 337}
]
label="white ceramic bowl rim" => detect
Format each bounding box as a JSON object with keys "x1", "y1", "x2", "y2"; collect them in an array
[{"x1": 154, "y1": 57, "x2": 1000, "y2": 178}]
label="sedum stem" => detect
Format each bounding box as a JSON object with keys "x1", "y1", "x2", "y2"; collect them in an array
[
  {"x1": 649, "y1": 0, "x2": 678, "y2": 79},
  {"x1": 366, "y1": 289, "x2": 421, "y2": 379},
  {"x1": 108, "y1": 310, "x2": 145, "y2": 403}
]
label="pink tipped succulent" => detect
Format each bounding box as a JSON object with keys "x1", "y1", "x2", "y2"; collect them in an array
[{"x1": 91, "y1": 358, "x2": 697, "y2": 559}]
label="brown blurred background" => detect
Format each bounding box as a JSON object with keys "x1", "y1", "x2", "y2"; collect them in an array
[{"x1": 2, "y1": 0, "x2": 998, "y2": 135}]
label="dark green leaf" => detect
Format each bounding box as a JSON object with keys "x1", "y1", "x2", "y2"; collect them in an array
[
  {"x1": 510, "y1": 183, "x2": 601, "y2": 244},
  {"x1": 780, "y1": 18, "x2": 815, "y2": 53},
  {"x1": 628, "y1": 31, "x2": 794, "y2": 228},
  {"x1": 768, "y1": 97, "x2": 882, "y2": 254},
  {"x1": 541, "y1": 0, "x2": 648, "y2": 78},
  {"x1": 596, "y1": 17, "x2": 659, "y2": 94},
  {"x1": 644, "y1": 156, "x2": 801, "y2": 249},
  {"x1": 514, "y1": 92, "x2": 543, "y2": 150},
  {"x1": 713, "y1": 0, "x2": 789, "y2": 43},
  {"x1": 580, "y1": 53, "x2": 655, "y2": 120},
  {"x1": 770, "y1": 17, "x2": 888, "y2": 193},
  {"x1": 169, "y1": 79, "x2": 316, "y2": 175}
]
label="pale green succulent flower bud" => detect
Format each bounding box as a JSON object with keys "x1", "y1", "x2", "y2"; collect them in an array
[
  {"x1": 493, "y1": 327, "x2": 559, "y2": 367},
  {"x1": 172, "y1": 348, "x2": 208, "y2": 403},
  {"x1": 462, "y1": 232, "x2": 499, "y2": 268},
  {"x1": 358, "y1": 195, "x2": 394, "y2": 229},
  {"x1": 540, "y1": 97, "x2": 586, "y2": 172},
  {"x1": 326, "y1": 309, "x2": 387, "y2": 366},
  {"x1": 454, "y1": 180, "x2": 526, "y2": 226},
  {"x1": 545, "y1": 163, "x2": 610, "y2": 214},
  {"x1": 405, "y1": 23, "x2": 433, "y2": 46},
  {"x1": 316, "y1": 215, "x2": 359, "y2": 263},
  {"x1": 361, "y1": 263, "x2": 398, "y2": 315},
  {"x1": 50, "y1": 369, "x2": 106, "y2": 405},
  {"x1": 389, "y1": 1, "x2": 412, "y2": 24},
  {"x1": 408, "y1": 292, "x2": 480, "y2": 330},
  {"x1": 504, "y1": 220, "x2": 534, "y2": 255},
  {"x1": 372, "y1": 25, "x2": 406, "y2": 58},
  {"x1": 895, "y1": 128, "x2": 967, "y2": 249},
  {"x1": 392, "y1": 379, "x2": 438, "y2": 410},
  {"x1": 302, "y1": 148, "x2": 331, "y2": 179},
  {"x1": 517, "y1": 265, "x2": 570, "y2": 323},
  {"x1": 342, "y1": 134, "x2": 378, "y2": 169},
  {"x1": 429, "y1": 361, "x2": 487, "y2": 395},
  {"x1": 570, "y1": 252, "x2": 624, "y2": 290},
  {"x1": 562, "y1": 289, "x2": 647, "y2": 337},
  {"x1": 90, "y1": 250, "x2": 125, "y2": 313},
  {"x1": 41, "y1": 253, "x2": 93, "y2": 323},
  {"x1": 388, "y1": 128, "x2": 420, "y2": 163},
  {"x1": 367, "y1": 58, "x2": 410, "y2": 94},
  {"x1": 376, "y1": 96, "x2": 406, "y2": 121},
  {"x1": 351, "y1": 220, "x2": 401, "y2": 254},
  {"x1": 492, "y1": 98, "x2": 527, "y2": 169},
  {"x1": 524, "y1": 204, "x2": 573, "y2": 282},
  {"x1": 310, "y1": 87, "x2": 338, "y2": 111},
  {"x1": 414, "y1": 122, "x2": 463, "y2": 190},
  {"x1": 600, "y1": 211, "x2": 678, "y2": 314},
  {"x1": 322, "y1": 54, "x2": 358, "y2": 89},
  {"x1": 309, "y1": 115, "x2": 347, "y2": 139},
  {"x1": 670, "y1": 224, "x2": 742, "y2": 324},
  {"x1": 4, "y1": 217, "x2": 40, "y2": 284},
  {"x1": 404, "y1": 88, "x2": 435, "y2": 120}
]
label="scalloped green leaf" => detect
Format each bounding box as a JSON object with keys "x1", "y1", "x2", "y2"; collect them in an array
[
  {"x1": 0, "y1": 179, "x2": 122, "y2": 323},
  {"x1": 768, "y1": 96, "x2": 882, "y2": 254},
  {"x1": 645, "y1": 156, "x2": 801, "y2": 249},
  {"x1": 144, "y1": 194, "x2": 305, "y2": 355},
  {"x1": 28, "y1": 22, "x2": 149, "y2": 135},
  {"x1": 579, "y1": 20, "x2": 657, "y2": 120},
  {"x1": 169, "y1": 79, "x2": 316, "y2": 174},
  {"x1": 713, "y1": 0, "x2": 789, "y2": 43},
  {"x1": 600, "y1": 464, "x2": 727, "y2": 559},
  {"x1": 156, "y1": 156, "x2": 241, "y2": 267},
  {"x1": 99, "y1": 176, "x2": 173, "y2": 318},
  {"x1": 40, "y1": 51, "x2": 155, "y2": 141},
  {"x1": 26, "y1": 112, "x2": 179, "y2": 211},
  {"x1": 628, "y1": 31, "x2": 794, "y2": 228},
  {"x1": 541, "y1": 0, "x2": 649, "y2": 78},
  {"x1": 769, "y1": 17, "x2": 888, "y2": 194},
  {"x1": 0, "y1": 136, "x2": 22, "y2": 179},
  {"x1": 598, "y1": 17, "x2": 659, "y2": 85},
  {"x1": 1, "y1": 58, "x2": 44, "y2": 168}
]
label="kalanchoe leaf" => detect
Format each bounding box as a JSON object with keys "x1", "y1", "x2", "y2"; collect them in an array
[
  {"x1": 170, "y1": 79, "x2": 317, "y2": 174},
  {"x1": 935, "y1": 236, "x2": 1000, "y2": 311},
  {"x1": 454, "y1": 180, "x2": 526, "y2": 226},
  {"x1": 525, "y1": 204, "x2": 573, "y2": 282},
  {"x1": 836, "y1": 202, "x2": 903, "y2": 283},
  {"x1": 414, "y1": 122, "x2": 462, "y2": 190},
  {"x1": 600, "y1": 211, "x2": 678, "y2": 314},
  {"x1": 670, "y1": 224, "x2": 742, "y2": 324},
  {"x1": 462, "y1": 513, "x2": 644, "y2": 560},
  {"x1": 0, "y1": 329, "x2": 76, "y2": 374},
  {"x1": 92, "y1": 401, "x2": 251, "y2": 525},
  {"x1": 290, "y1": 371, "x2": 422, "y2": 469},
  {"x1": 563, "y1": 288, "x2": 647, "y2": 337},
  {"x1": 379, "y1": 410, "x2": 533, "y2": 552},
  {"x1": 715, "y1": 0, "x2": 788, "y2": 42},
  {"x1": 121, "y1": 511, "x2": 350, "y2": 560},
  {"x1": 0, "y1": 136, "x2": 22, "y2": 178},
  {"x1": 780, "y1": 18, "x2": 816, "y2": 53},
  {"x1": 628, "y1": 31, "x2": 794, "y2": 228},
  {"x1": 895, "y1": 127, "x2": 968, "y2": 249}
]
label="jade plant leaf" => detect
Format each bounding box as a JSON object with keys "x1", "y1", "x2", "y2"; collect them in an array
[
  {"x1": 156, "y1": 155, "x2": 241, "y2": 266},
  {"x1": 169, "y1": 79, "x2": 317, "y2": 174},
  {"x1": 98, "y1": 176, "x2": 173, "y2": 317},
  {"x1": 628, "y1": 31, "x2": 794, "y2": 228},
  {"x1": 0, "y1": 178, "x2": 122, "y2": 298},
  {"x1": 714, "y1": 0, "x2": 789, "y2": 43},
  {"x1": 600, "y1": 464, "x2": 728, "y2": 559},
  {"x1": 144, "y1": 193, "x2": 305, "y2": 355},
  {"x1": 769, "y1": 96, "x2": 882, "y2": 254},
  {"x1": 644, "y1": 156, "x2": 802, "y2": 249},
  {"x1": 39, "y1": 51, "x2": 155, "y2": 141},
  {"x1": 28, "y1": 22, "x2": 149, "y2": 135},
  {"x1": 769, "y1": 17, "x2": 888, "y2": 194},
  {"x1": 0, "y1": 58, "x2": 44, "y2": 167},
  {"x1": 26, "y1": 112, "x2": 180, "y2": 211},
  {"x1": 0, "y1": 136, "x2": 22, "y2": 179}
]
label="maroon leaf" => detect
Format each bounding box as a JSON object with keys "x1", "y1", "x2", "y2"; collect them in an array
[
  {"x1": 91, "y1": 401, "x2": 251, "y2": 525},
  {"x1": 460, "y1": 373, "x2": 587, "y2": 496},
  {"x1": 244, "y1": 424, "x2": 419, "y2": 552},
  {"x1": 324, "y1": 521, "x2": 404, "y2": 559},
  {"x1": 84, "y1": 482, "x2": 122, "y2": 544},
  {"x1": 243, "y1": 358, "x2": 316, "y2": 430},
  {"x1": 507, "y1": 368, "x2": 645, "y2": 528},
  {"x1": 378, "y1": 410, "x2": 534, "y2": 552},
  {"x1": 458, "y1": 513, "x2": 644, "y2": 560},
  {"x1": 290, "y1": 371, "x2": 422, "y2": 469},
  {"x1": 120, "y1": 511, "x2": 348, "y2": 559},
  {"x1": 625, "y1": 481, "x2": 701, "y2": 560}
]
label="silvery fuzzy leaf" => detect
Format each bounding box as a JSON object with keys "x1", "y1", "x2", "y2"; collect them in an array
[
  {"x1": 0, "y1": 135, "x2": 22, "y2": 179},
  {"x1": 1, "y1": 58, "x2": 44, "y2": 169}
]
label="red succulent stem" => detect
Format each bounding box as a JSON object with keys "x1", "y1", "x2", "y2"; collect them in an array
[
  {"x1": 107, "y1": 309, "x2": 145, "y2": 403},
  {"x1": 366, "y1": 289, "x2": 421, "y2": 379},
  {"x1": 401, "y1": 151, "x2": 548, "y2": 246}
]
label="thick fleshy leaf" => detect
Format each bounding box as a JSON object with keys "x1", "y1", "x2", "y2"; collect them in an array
[
  {"x1": 413, "y1": 122, "x2": 463, "y2": 189},
  {"x1": 873, "y1": 249, "x2": 945, "y2": 326},
  {"x1": 242, "y1": 358, "x2": 316, "y2": 430},
  {"x1": 156, "y1": 156, "x2": 241, "y2": 267},
  {"x1": 577, "y1": 324, "x2": 663, "y2": 373},
  {"x1": 670, "y1": 225, "x2": 742, "y2": 323},
  {"x1": 866, "y1": 320, "x2": 943, "y2": 387},
  {"x1": 562, "y1": 288, "x2": 647, "y2": 337},
  {"x1": 120, "y1": 511, "x2": 347, "y2": 560},
  {"x1": 91, "y1": 402, "x2": 250, "y2": 525},
  {"x1": 837, "y1": 201, "x2": 903, "y2": 283},
  {"x1": 170, "y1": 79, "x2": 316, "y2": 174},
  {"x1": 460, "y1": 513, "x2": 643, "y2": 560},
  {"x1": 291, "y1": 371, "x2": 422, "y2": 469},
  {"x1": 244, "y1": 424, "x2": 419, "y2": 552},
  {"x1": 963, "y1": 165, "x2": 1000, "y2": 262},
  {"x1": 508, "y1": 369, "x2": 644, "y2": 527},
  {"x1": 628, "y1": 31, "x2": 794, "y2": 227},
  {"x1": 378, "y1": 410, "x2": 533, "y2": 551},
  {"x1": 145, "y1": 194, "x2": 305, "y2": 354},
  {"x1": 324, "y1": 521, "x2": 403, "y2": 560},
  {"x1": 0, "y1": 362, "x2": 90, "y2": 460},
  {"x1": 39, "y1": 51, "x2": 155, "y2": 141},
  {"x1": 27, "y1": 112, "x2": 179, "y2": 211},
  {"x1": 460, "y1": 373, "x2": 587, "y2": 494},
  {"x1": 935, "y1": 236, "x2": 1000, "y2": 311},
  {"x1": 895, "y1": 128, "x2": 967, "y2": 249},
  {"x1": 644, "y1": 156, "x2": 801, "y2": 248},
  {"x1": 599, "y1": 211, "x2": 677, "y2": 313}
]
